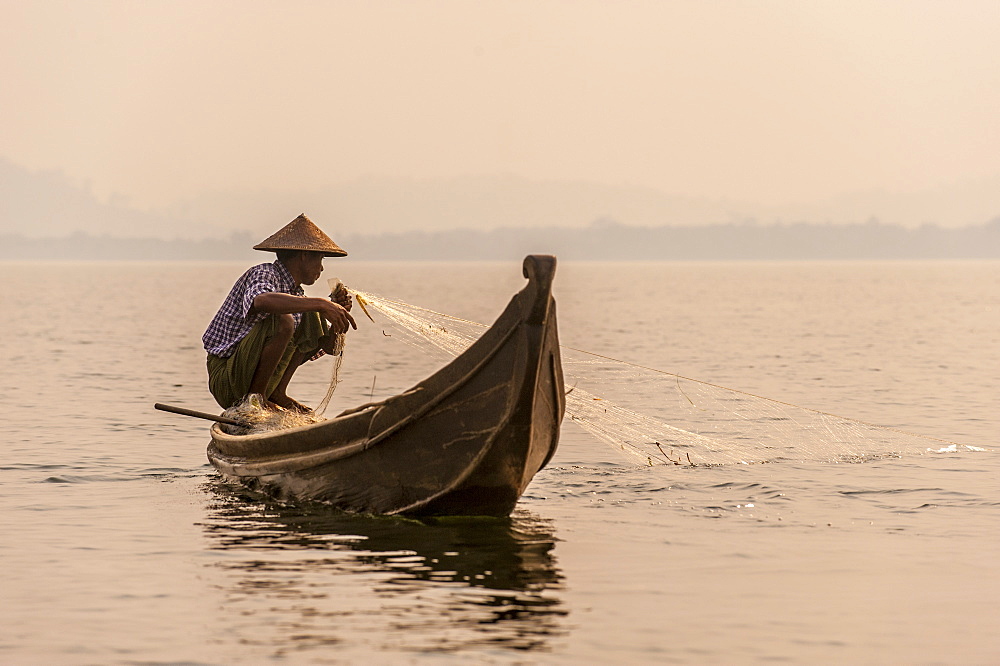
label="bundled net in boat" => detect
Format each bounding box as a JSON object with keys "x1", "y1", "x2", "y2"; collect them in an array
[
  {"x1": 221, "y1": 393, "x2": 325, "y2": 435},
  {"x1": 350, "y1": 291, "x2": 982, "y2": 466}
]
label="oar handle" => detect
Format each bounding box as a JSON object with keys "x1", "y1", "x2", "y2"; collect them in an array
[{"x1": 154, "y1": 402, "x2": 245, "y2": 427}]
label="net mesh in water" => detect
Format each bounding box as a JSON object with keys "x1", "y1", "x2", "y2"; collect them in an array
[{"x1": 351, "y1": 290, "x2": 983, "y2": 466}]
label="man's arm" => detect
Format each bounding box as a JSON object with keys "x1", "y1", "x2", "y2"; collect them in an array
[{"x1": 251, "y1": 293, "x2": 357, "y2": 333}]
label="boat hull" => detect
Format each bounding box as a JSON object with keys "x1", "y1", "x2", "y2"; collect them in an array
[{"x1": 207, "y1": 255, "x2": 564, "y2": 517}]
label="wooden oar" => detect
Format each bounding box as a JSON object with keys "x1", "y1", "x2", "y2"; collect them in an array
[{"x1": 154, "y1": 402, "x2": 245, "y2": 427}]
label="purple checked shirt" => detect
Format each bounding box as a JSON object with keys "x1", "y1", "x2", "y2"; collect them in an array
[{"x1": 202, "y1": 260, "x2": 304, "y2": 358}]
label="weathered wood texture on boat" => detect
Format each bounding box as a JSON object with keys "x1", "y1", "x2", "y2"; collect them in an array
[{"x1": 207, "y1": 255, "x2": 565, "y2": 517}]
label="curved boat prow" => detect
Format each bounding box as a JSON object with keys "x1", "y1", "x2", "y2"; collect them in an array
[{"x1": 522, "y1": 255, "x2": 557, "y2": 326}]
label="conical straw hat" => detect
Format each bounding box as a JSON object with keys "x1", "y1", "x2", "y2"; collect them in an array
[{"x1": 253, "y1": 214, "x2": 348, "y2": 257}]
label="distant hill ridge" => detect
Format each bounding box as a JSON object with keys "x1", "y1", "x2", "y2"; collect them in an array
[{"x1": 3, "y1": 219, "x2": 999, "y2": 261}]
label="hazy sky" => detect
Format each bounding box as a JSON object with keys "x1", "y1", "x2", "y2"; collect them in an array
[{"x1": 3, "y1": 0, "x2": 1000, "y2": 224}]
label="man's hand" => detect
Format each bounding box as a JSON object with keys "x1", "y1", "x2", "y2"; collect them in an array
[
  {"x1": 333, "y1": 289, "x2": 353, "y2": 311},
  {"x1": 320, "y1": 301, "x2": 357, "y2": 334}
]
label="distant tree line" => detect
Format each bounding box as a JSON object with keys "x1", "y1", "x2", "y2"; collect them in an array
[{"x1": 3, "y1": 218, "x2": 999, "y2": 261}]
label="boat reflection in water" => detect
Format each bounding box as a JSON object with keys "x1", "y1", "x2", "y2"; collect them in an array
[{"x1": 200, "y1": 480, "x2": 567, "y2": 658}]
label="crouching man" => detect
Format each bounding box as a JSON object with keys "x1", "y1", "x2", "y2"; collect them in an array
[{"x1": 202, "y1": 214, "x2": 356, "y2": 412}]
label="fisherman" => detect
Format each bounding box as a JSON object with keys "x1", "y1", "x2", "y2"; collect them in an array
[{"x1": 202, "y1": 214, "x2": 356, "y2": 412}]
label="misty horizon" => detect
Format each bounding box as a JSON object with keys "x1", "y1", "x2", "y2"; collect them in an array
[
  {"x1": 5, "y1": 216, "x2": 998, "y2": 262},
  {"x1": 3, "y1": 157, "x2": 999, "y2": 248}
]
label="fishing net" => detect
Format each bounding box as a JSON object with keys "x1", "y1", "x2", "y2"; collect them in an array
[
  {"x1": 350, "y1": 290, "x2": 983, "y2": 466},
  {"x1": 313, "y1": 278, "x2": 350, "y2": 416},
  {"x1": 314, "y1": 331, "x2": 346, "y2": 415},
  {"x1": 221, "y1": 393, "x2": 325, "y2": 435}
]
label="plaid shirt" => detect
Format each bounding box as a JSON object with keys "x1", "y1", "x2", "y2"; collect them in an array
[{"x1": 203, "y1": 260, "x2": 304, "y2": 358}]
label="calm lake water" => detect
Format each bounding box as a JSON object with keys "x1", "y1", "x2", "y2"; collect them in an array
[{"x1": 3, "y1": 260, "x2": 998, "y2": 664}]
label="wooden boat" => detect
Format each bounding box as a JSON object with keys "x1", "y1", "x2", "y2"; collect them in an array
[{"x1": 207, "y1": 255, "x2": 565, "y2": 517}]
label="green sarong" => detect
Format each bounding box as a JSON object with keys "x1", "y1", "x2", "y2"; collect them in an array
[{"x1": 206, "y1": 313, "x2": 327, "y2": 409}]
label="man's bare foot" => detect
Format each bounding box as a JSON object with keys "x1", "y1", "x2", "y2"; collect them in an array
[
  {"x1": 239, "y1": 393, "x2": 277, "y2": 411},
  {"x1": 271, "y1": 395, "x2": 313, "y2": 413}
]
